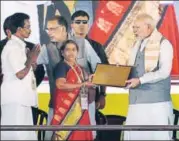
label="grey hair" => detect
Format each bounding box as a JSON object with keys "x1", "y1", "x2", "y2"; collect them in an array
[{"x1": 135, "y1": 13, "x2": 156, "y2": 30}]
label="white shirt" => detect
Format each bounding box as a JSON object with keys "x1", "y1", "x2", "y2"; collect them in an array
[
  {"x1": 129, "y1": 37, "x2": 173, "y2": 84},
  {"x1": 1, "y1": 35, "x2": 38, "y2": 106}
]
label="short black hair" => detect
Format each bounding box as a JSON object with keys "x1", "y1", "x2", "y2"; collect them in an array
[
  {"x1": 48, "y1": 16, "x2": 68, "y2": 31},
  {"x1": 10, "y1": 12, "x2": 30, "y2": 34},
  {"x1": 3, "y1": 15, "x2": 13, "y2": 35},
  {"x1": 60, "y1": 40, "x2": 79, "y2": 60},
  {"x1": 71, "y1": 10, "x2": 89, "y2": 21}
]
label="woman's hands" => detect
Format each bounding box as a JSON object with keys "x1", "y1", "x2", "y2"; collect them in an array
[
  {"x1": 88, "y1": 74, "x2": 94, "y2": 82},
  {"x1": 83, "y1": 81, "x2": 95, "y2": 87},
  {"x1": 82, "y1": 74, "x2": 96, "y2": 87}
]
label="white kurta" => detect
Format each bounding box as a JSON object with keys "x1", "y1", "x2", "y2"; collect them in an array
[
  {"x1": 124, "y1": 101, "x2": 174, "y2": 140},
  {"x1": 1, "y1": 35, "x2": 38, "y2": 140},
  {"x1": 1, "y1": 104, "x2": 37, "y2": 140},
  {"x1": 124, "y1": 34, "x2": 174, "y2": 140}
]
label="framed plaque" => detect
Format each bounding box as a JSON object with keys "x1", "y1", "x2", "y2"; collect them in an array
[{"x1": 92, "y1": 64, "x2": 132, "y2": 87}]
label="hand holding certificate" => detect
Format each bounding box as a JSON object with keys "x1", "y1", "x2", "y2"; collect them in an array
[{"x1": 92, "y1": 64, "x2": 132, "y2": 87}]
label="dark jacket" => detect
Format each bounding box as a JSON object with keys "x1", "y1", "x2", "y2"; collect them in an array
[{"x1": 86, "y1": 37, "x2": 108, "y2": 64}]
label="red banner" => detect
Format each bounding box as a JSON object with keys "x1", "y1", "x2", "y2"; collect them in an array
[
  {"x1": 89, "y1": 2, "x2": 179, "y2": 76},
  {"x1": 89, "y1": 1, "x2": 134, "y2": 45},
  {"x1": 159, "y1": 5, "x2": 179, "y2": 76}
]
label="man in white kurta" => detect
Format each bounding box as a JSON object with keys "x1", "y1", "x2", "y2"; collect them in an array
[
  {"x1": 1, "y1": 13, "x2": 39, "y2": 140},
  {"x1": 124, "y1": 14, "x2": 174, "y2": 140}
]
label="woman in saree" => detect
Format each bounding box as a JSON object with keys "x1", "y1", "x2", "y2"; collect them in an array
[{"x1": 51, "y1": 40, "x2": 94, "y2": 140}]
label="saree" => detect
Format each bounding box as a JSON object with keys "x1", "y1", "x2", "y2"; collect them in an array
[{"x1": 51, "y1": 63, "x2": 93, "y2": 141}]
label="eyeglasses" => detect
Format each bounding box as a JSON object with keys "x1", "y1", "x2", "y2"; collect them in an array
[
  {"x1": 73, "y1": 20, "x2": 88, "y2": 24},
  {"x1": 45, "y1": 26, "x2": 61, "y2": 32}
]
